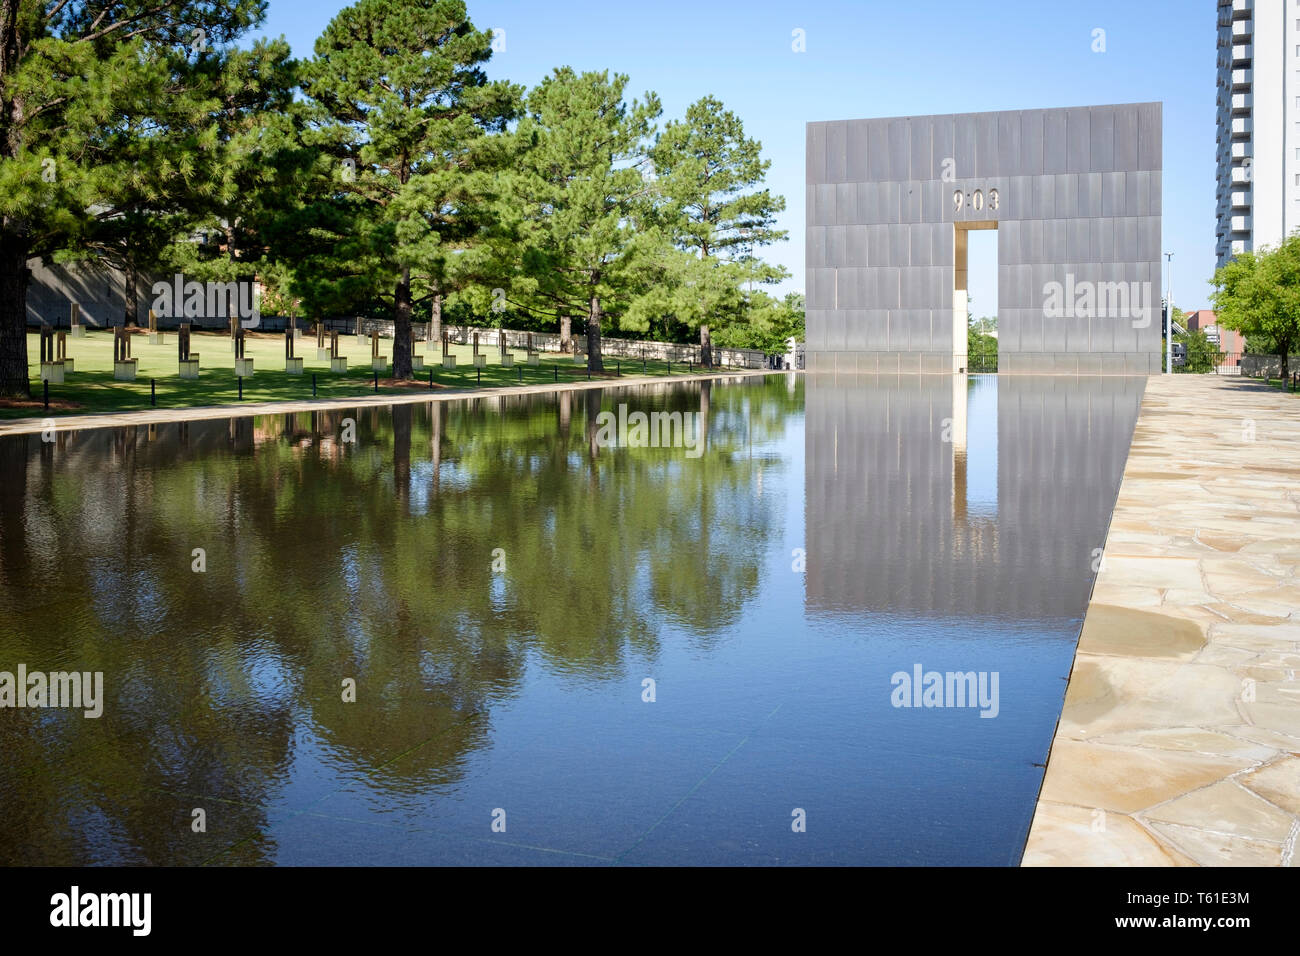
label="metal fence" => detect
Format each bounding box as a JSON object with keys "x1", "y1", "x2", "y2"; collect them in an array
[
  {"x1": 1172, "y1": 350, "x2": 1243, "y2": 374},
  {"x1": 966, "y1": 344, "x2": 998, "y2": 373}
]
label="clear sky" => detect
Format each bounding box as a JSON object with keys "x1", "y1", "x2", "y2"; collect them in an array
[{"x1": 255, "y1": 0, "x2": 1217, "y2": 313}]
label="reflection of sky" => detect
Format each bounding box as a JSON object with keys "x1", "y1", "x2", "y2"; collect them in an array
[
  {"x1": 489, "y1": 574, "x2": 507, "y2": 612},
  {"x1": 244, "y1": 648, "x2": 294, "y2": 706},
  {"x1": 964, "y1": 376, "x2": 998, "y2": 518}
]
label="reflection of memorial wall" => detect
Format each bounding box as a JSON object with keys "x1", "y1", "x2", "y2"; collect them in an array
[{"x1": 804, "y1": 373, "x2": 1143, "y2": 621}]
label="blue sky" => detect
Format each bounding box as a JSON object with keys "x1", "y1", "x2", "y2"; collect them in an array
[{"x1": 256, "y1": 0, "x2": 1216, "y2": 312}]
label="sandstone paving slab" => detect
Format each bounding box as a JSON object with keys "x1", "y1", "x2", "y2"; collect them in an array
[
  {"x1": 1141, "y1": 781, "x2": 1296, "y2": 842},
  {"x1": 1147, "y1": 822, "x2": 1285, "y2": 867},
  {"x1": 1020, "y1": 802, "x2": 1195, "y2": 867},
  {"x1": 1237, "y1": 756, "x2": 1300, "y2": 817},
  {"x1": 1221, "y1": 724, "x2": 1300, "y2": 756},
  {"x1": 1239, "y1": 701, "x2": 1300, "y2": 739},
  {"x1": 1089, "y1": 583, "x2": 1164, "y2": 608},
  {"x1": 1088, "y1": 727, "x2": 1277, "y2": 762},
  {"x1": 1200, "y1": 605, "x2": 1294, "y2": 626},
  {"x1": 1100, "y1": 555, "x2": 1205, "y2": 590},
  {"x1": 1075, "y1": 605, "x2": 1206, "y2": 659},
  {"x1": 1055, "y1": 656, "x2": 1245, "y2": 741},
  {"x1": 1035, "y1": 740, "x2": 1251, "y2": 815}
]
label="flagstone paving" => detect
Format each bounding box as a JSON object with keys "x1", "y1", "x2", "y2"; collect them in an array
[{"x1": 1023, "y1": 375, "x2": 1300, "y2": 867}]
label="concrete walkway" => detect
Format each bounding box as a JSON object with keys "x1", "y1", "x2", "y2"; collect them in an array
[
  {"x1": 1023, "y1": 375, "x2": 1300, "y2": 867},
  {"x1": 0, "y1": 368, "x2": 775, "y2": 437}
]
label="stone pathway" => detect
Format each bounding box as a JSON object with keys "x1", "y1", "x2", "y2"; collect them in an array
[
  {"x1": 1023, "y1": 375, "x2": 1300, "y2": 866},
  {"x1": 0, "y1": 368, "x2": 774, "y2": 437}
]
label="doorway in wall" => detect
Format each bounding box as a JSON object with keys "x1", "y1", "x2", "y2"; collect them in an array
[{"x1": 954, "y1": 221, "x2": 998, "y2": 373}]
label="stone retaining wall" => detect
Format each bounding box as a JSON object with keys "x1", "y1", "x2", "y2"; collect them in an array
[{"x1": 1239, "y1": 354, "x2": 1299, "y2": 379}]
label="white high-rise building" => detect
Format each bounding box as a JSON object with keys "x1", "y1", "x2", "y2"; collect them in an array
[{"x1": 1216, "y1": 0, "x2": 1300, "y2": 267}]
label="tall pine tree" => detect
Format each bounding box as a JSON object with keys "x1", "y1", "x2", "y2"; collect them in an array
[
  {"x1": 501, "y1": 67, "x2": 659, "y2": 373},
  {"x1": 646, "y1": 96, "x2": 786, "y2": 366},
  {"x1": 293, "y1": 0, "x2": 517, "y2": 379}
]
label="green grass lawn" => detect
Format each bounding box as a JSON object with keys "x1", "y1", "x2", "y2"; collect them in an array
[
  {"x1": 11, "y1": 329, "x2": 692, "y2": 419},
  {"x1": 1262, "y1": 376, "x2": 1300, "y2": 395}
]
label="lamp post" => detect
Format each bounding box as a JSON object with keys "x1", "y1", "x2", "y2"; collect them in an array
[{"x1": 1164, "y1": 252, "x2": 1173, "y2": 374}]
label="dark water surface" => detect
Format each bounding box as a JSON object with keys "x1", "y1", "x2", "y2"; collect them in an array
[{"x1": 0, "y1": 373, "x2": 1143, "y2": 865}]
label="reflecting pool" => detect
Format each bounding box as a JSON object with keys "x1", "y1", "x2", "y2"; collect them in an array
[{"x1": 0, "y1": 372, "x2": 1144, "y2": 865}]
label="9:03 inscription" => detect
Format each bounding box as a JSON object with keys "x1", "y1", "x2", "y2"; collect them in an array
[{"x1": 953, "y1": 188, "x2": 999, "y2": 213}]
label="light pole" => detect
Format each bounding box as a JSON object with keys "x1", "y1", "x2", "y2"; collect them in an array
[{"x1": 1164, "y1": 252, "x2": 1173, "y2": 374}]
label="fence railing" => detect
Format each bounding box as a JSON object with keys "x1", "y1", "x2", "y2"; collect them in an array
[
  {"x1": 1172, "y1": 350, "x2": 1243, "y2": 374},
  {"x1": 436, "y1": 324, "x2": 776, "y2": 370},
  {"x1": 121, "y1": 314, "x2": 794, "y2": 371}
]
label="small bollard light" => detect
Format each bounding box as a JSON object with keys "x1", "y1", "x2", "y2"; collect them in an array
[
  {"x1": 374, "y1": 370, "x2": 379, "y2": 393},
  {"x1": 151, "y1": 378, "x2": 156, "y2": 406},
  {"x1": 312, "y1": 373, "x2": 317, "y2": 397},
  {"x1": 518, "y1": 365, "x2": 522, "y2": 384},
  {"x1": 476, "y1": 367, "x2": 480, "y2": 386},
  {"x1": 554, "y1": 366, "x2": 558, "y2": 383},
  {"x1": 429, "y1": 369, "x2": 434, "y2": 389},
  {"x1": 43, "y1": 380, "x2": 49, "y2": 410},
  {"x1": 238, "y1": 377, "x2": 243, "y2": 401},
  {"x1": 616, "y1": 361, "x2": 620, "y2": 376}
]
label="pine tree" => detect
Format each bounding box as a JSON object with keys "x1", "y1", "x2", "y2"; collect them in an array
[
  {"x1": 645, "y1": 96, "x2": 787, "y2": 366},
  {"x1": 292, "y1": 0, "x2": 518, "y2": 379},
  {"x1": 502, "y1": 67, "x2": 660, "y2": 373}
]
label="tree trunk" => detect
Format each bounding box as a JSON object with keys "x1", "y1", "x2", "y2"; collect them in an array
[
  {"x1": 585, "y1": 388, "x2": 602, "y2": 460},
  {"x1": 1281, "y1": 343, "x2": 1291, "y2": 390},
  {"x1": 558, "y1": 390, "x2": 571, "y2": 435},
  {"x1": 586, "y1": 294, "x2": 603, "y2": 373},
  {"x1": 700, "y1": 324, "x2": 712, "y2": 369},
  {"x1": 0, "y1": 236, "x2": 31, "y2": 398},
  {"x1": 0, "y1": 433, "x2": 30, "y2": 579},
  {"x1": 124, "y1": 260, "x2": 138, "y2": 328},
  {"x1": 430, "y1": 402, "x2": 444, "y2": 490},
  {"x1": 699, "y1": 379, "x2": 711, "y2": 452},
  {"x1": 559, "y1": 314, "x2": 571, "y2": 354},
  {"x1": 428, "y1": 291, "x2": 442, "y2": 343},
  {"x1": 393, "y1": 267, "x2": 413, "y2": 379},
  {"x1": 393, "y1": 403, "x2": 411, "y2": 504}
]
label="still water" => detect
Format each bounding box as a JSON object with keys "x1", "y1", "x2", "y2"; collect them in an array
[{"x1": 0, "y1": 373, "x2": 1143, "y2": 865}]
